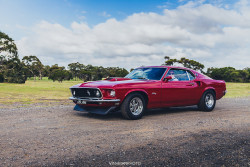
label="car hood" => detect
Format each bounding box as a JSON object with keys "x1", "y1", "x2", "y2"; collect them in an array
[{"x1": 75, "y1": 78, "x2": 157, "y2": 88}]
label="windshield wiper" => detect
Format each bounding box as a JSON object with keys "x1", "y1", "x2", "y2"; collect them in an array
[{"x1": 136, "y1": 77, "x2": 148, "y2": 80}]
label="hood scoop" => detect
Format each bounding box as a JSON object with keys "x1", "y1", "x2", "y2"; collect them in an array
[{"x1": 104, "y1": 77, "x2": 131, "y2": 81}]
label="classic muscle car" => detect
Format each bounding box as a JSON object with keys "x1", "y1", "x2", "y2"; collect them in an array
[{"x1": 69, "y1": 66, "x2": 226, "y2": 120}]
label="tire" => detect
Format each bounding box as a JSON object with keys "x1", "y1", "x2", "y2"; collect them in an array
[
  {"x1": 121, "y1": 93, "x2": 146, "y2": 120},
  {"x1": 198, "y1": 90, "x2": 216, "y2": 112}
]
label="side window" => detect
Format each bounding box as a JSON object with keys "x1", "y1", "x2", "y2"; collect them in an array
[
  {"x1": 187, "y1": 71, "x2": 195, "y2": 80},
  {"x1": 166, "y1": 69, "x2": 178, "y2": 81},
  {"x1": 166, "y1": 69, "x2": 189, "y2": 81}
]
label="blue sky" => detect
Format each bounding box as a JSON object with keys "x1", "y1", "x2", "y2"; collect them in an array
[
  {"x1": 0, "y1": 0, "x2": 249, "y2": 70},
  {"x1": 1, "y1": 0, "x2": 174, "y2": 38},
  {"x1": 1, "y1": 0, "x2": 238, "y2": 39}
]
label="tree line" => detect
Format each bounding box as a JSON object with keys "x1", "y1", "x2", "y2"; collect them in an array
[
  {"x1": 164, "y1": 56, "x2": 250, "y2": 82},
  {"x1": 1, "y1": 52, "x2": 129, "y2": 83},
  {"x1": 1, "y1": 54, "x2": 129, "y2": 83},
  {"x1": 1, "y1": 31, "x2": 249, "y2": 83},
  {"x1": 43, "y1": 63, "x2": 128, "y2": 82},
  {"x1": 0, "y1": 31, "x2": 128, "y2": 83}
]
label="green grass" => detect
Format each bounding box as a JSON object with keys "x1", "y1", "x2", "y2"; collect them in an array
[
  {"x1": 0, "y1": 80, "x2": 249, "y2": 105},
  {"x1": 0, "y1": 79, "x2": 81, "y2": 104},
  {"x1": 225, "y1": 82, "x2": 250, "y2": 98}
]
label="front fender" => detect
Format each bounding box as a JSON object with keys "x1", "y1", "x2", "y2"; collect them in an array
[
  {"x1": 124, "y1": 89, "x2": 148, "y2": 97},
  {"x1": 119, "y1": 89, "x2": 149, "y2": 104}
]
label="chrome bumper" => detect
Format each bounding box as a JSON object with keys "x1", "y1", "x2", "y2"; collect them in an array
[{"x1": 69, "y1": 97, "x2": 120, "y2": 103}]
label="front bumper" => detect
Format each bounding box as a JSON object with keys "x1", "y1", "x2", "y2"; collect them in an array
[
  {"x1": 69, "y1": 97, "x2": 120, "y2": 115},
  {"x1": 69, "y1": 97, "x2": 120, "y2": 103}
]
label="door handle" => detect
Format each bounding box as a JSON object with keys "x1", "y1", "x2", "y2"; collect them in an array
[{"x1": 187, "y1": 83, "x2": 194, "y2": 86}]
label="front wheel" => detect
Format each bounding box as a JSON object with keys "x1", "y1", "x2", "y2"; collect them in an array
[
  {"x1": 121, "y1": 93, "x2": 146, "y2": 120},
  {"x1": 198, "y1": 90, "x2": 216, "y2": 112}
]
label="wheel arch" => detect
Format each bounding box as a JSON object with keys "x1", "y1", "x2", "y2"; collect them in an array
[
  {"x1": 123, "y1": 89, "x2": 149, "y2": 106},
  {"x1": 203, "y1": 87, "x2": 216, "y2": 97}
]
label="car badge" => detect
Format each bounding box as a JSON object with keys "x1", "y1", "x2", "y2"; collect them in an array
[
  {"x1": 73, "y1": 91, "x2": 75, "y2": 96},
  {"x1": 87, "y1": 90, "x2": 90, "y2": 96}
]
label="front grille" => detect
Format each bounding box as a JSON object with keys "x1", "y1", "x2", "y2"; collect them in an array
[{"x1": 71, "y1": 88, "x2": 102, "y2": 98}]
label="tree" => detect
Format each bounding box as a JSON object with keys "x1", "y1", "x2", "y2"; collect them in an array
[
  {"x1": 164, "y1": 56, "x2": 205, "y2": 73},
  {"x1": 80, "y1": 64, "x2": 95, "y2": 81},
  {"x1": 207, "y1": 67, "x2": 250, "y2": 82},
  {"x1": 92, "y1": 66, "x2": 106, "y2": 80},
  {"x1": 43, "y1": 65, "x2": 51, "y2": 77},
  {"x1": 106, "y1": 67, "x2": 129, "y2": 77},
  {"x1": 49, "y1": 69, "x2": 68, "y2": 82},
  {"x1": 68, "y1": 62, "x2": 85, "y2": 80},
  {"x1": 2, "y1": 56, "x2": 26, "y2": 83},
  {"x1": 0, "y1": 31, "x2": 18, "y2": 58},
  {"x1": 79, "y1": 69, "x2": 91, "y2": 82},
  {"x1": 164, "y1": 56, "x2": 178, "y2": 66},
  {"x1": 22, "y1": 55, "x2": 44, "y2": 80},
  {"x1": 48, "y1": 64, "x2": 63, "y2": 82},
  {"x1": 0, "y1": 72, "x2": 3, "y2": 82},
  {"x1": 207, "y1": 67, "x2": 231, "y2": 81},
  {"x1": 244, "y1": 68, "x2": 250, "y2": 82},
  {"x1": 48, "y1": 64, "x2": 72, "y2": 82},
  {"x1": 238, "y1": 70, "x2": 249, "y2": 82},
  {"x1": 0, "y1": 31, "x2": 26, "y2": 83}
]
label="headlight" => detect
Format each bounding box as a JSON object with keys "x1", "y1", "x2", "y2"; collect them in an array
[
  {"x1": 96, "y1": 90, "x2": 101, "y2": 97},
  {"x1": 100, "y1": 89, "x2": 116, "y2": 97},
  {"x1": 110, "y1": 90, "x2": 116, "y2": 97}
]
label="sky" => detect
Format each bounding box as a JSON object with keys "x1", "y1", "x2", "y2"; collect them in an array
[{"x1": 0, "y1": 0, "x2": 250, "y2": 70}]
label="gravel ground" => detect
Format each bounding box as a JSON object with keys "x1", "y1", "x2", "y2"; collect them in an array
[{"x1": 0, "y1": 97, "x2": 249, "y2": 167}]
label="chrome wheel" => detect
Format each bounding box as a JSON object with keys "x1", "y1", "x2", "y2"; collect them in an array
[
  {"x1": 129, "y1": 97, "x2": 143, "y2": 116},
  {"x1": 205, "y1": 93, "x2": 214, "y2": 108}
]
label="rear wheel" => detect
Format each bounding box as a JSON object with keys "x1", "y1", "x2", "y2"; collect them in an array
[
  {"x1": 198, "y1": 90, "x2": 216, "y2": 112},
  {"x1": 121, "y1": 93, "x2": 146, "y2": 120}
]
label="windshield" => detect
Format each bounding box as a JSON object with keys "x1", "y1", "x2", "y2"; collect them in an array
[{"x1": 125, "y1": 68, "x2": 166, "y2": 80}]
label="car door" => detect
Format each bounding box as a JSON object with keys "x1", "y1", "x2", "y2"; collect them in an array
[{"x1": 161, "y1": 68, "x2": 200, "y2": 107}]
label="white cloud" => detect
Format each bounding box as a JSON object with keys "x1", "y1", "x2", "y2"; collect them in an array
[
  {"x1": 99, "y1": 11, "x2": 111, "y2": 18},
  {"x1": 17, "y1": 0, "x2": 250, "y2": 70}
]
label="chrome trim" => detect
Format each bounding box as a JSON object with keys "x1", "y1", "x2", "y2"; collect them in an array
[
  {"x1": 69, "y1": 97, "x2": 120, "y2": 102},
  {"x1": 205, "y1": 93, "x2": 214, "y2": 108},
  {"x1": 129, "y1": 97, "x2": 143, "y2": 116},
  {"x1": 186, "y1": 70, "x2": 190, "y2": 80},
  {"x1": 187, "y1": 70, "x2": 196, "y2": 80}
]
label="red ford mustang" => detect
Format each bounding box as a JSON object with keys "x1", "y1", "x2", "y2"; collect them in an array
[{"x1": 69, "y1": 66, "x2": 226, "y2": 119}]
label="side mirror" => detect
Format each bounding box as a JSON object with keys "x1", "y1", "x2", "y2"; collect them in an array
[{"x1": 163, "y1": 76, "x2": 172, "y2": 82}]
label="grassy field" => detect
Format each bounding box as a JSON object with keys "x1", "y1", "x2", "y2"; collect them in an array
[
  {"x1": 0, "y1": 78, "x2": 80, "y2": 104},
  {"x1": 225, "y1": 82, "x2": 250, "y2": 98},
  {"x1": 0, "y1": 79, "x2": 249, "y2": 105}
]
